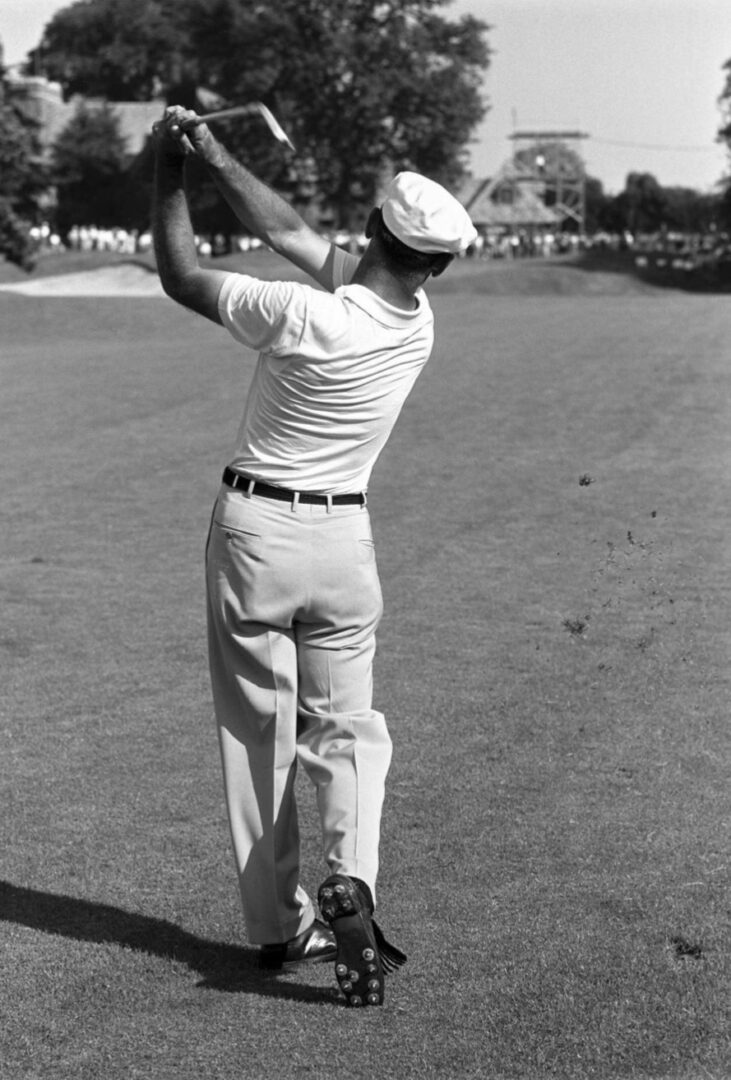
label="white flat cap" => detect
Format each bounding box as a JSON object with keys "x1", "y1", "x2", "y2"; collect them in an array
[{"x1": 381, "y1": 171, "x2": 477, "y2": 254}]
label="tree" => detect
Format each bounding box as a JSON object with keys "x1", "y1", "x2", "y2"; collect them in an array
[
  {"x1": 188, "y1": 0, "x2": 490, "y2": 224},
  {"x1": 662, "y1": 187, "x2": 719, "y2": 233},
  {"x1": 29, "y1": 0, "x2": 490, "y2": 227},
  {"x1": 52, "y1": 103, "x2": 142, "y2": 234},
  {"x1": 717, "y1": 57, "x2": 731, "y2": 228},
  {"x1": 513, "y1": 140, "x2": 585, "y2": 179},
  {"x1": 612, "y1": 172, "x2": 668, "y2": 235},
  {"x1": 28, "y1": 0, "x2": 189, "y2": 101},
  {"x1": 583, "y1": 176, "x2": 618, "y2": 234},
  {"x1": 0, "y1": 72, "x2": 47, "y2": 268},
  {"x1": 718, "y1": 57, "x2": 731, "y2": 145}
]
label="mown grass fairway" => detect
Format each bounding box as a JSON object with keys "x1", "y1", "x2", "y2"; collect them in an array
[{"x1": 1, "y1": 260, "x2": 729, "y2": 1079}]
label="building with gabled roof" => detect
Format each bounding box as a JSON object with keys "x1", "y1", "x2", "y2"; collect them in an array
[
  {"x1": 7, "y1": 73, "x2": 162, "y2": 159},
  {"x1": 460, "y1": 160, "x2": 560, "y2": 232}
]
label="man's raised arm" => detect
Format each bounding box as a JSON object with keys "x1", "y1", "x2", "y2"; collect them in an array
[
  {"x1": 152, "y1": 110, "x2": 230, "y2": 323},
  {"x1": 165, "y1": 107, "x2": 340, "y2": 291}
]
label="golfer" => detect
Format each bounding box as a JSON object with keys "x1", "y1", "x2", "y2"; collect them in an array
[{"x1": 152, "y1": 105, "x2": 476, "y2": 1007}]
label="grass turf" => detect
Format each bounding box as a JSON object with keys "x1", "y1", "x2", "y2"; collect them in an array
[{"x1": 1, "y1": 263, "x2": 730, "y2": 1079}]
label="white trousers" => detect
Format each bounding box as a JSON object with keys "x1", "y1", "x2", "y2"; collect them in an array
[{"x1": 206, "y1": 486, "x2": 392, "y2": 945}]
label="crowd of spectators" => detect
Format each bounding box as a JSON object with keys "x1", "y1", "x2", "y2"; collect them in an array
[
  {"x1": 29, "y1": 222, "x2": 152, "y2": 255},
  {"x1": 66, "y1": 225, "x2": 148, "y2": 254},
  {"x1": 581, "y1": 226, "x2": 731, "y2": 287},
  {"x1": 632, "y1": 229, "x2": 731, "y2": 283},
  {"x1": 316, "y1": 227, "x2": 587, "y2": 261},
  {"x1": 25, "y1": 218, "x2": 731, "y2": 288},
  {"x1": 469, "y1": 230, "x2": 585, "y2": 259},
  {"x1": 26, "y1": 219, "x2": 599, "y2": 264}
]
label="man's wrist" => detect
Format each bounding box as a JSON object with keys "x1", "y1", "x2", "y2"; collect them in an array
[{"x1": 196, "y1": 131, "x2": 228, "y2": 170}]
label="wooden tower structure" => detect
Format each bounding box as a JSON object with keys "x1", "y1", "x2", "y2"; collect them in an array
[{"x1": 507, "y1": 129, "x2": 589, "y2": 232}]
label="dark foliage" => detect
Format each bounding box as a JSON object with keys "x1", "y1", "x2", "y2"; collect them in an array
[
  {"x1": 0, "y1": 78, "x2": 48, "y2": 267},
  {"x1": 51, "y1": 103, "x2": 149, "y2": 234},
  {"x1": 26, "y1": 0, "x2": 491, "y2": 227}
]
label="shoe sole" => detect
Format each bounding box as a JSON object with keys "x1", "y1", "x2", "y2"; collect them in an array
[{"x1": 318, "y1": 875, "x2": 384, "y2": 1007}]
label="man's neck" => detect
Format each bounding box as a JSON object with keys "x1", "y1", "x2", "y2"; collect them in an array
[{"x1": 350, "y1": 257, "x2": 422, "y2": 311}]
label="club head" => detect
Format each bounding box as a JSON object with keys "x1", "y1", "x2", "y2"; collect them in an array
[{"x1": 255, "y1": 103, "x2": 296, "y2": 152}]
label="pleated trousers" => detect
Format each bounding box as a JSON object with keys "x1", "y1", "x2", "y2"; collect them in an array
[{"x1": 205, "y1": 485, "x2": 392, "y2": 944}]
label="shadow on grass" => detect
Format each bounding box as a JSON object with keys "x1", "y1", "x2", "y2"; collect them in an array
[{"x1": 0, "y1": 880, "x2": 333, "y2": 1005}]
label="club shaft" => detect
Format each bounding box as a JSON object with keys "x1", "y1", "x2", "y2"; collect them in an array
[
  {"x1": 182, "y1": 106, "x2": 257, "y2": 128},
  {"x1": 174, "y1": 102, "x2": 295, "y2": 150}
]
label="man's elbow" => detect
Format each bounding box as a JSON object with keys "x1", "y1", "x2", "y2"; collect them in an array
[
  {"x1": 158, "y1": 267, "x2": 225, "y2": 325},
  {"x1": 157, "y1": 266, "x2": 195, "y2": 307},
  {"x1": 159, "y1": 272, "x2": 187, "y2": 306}
]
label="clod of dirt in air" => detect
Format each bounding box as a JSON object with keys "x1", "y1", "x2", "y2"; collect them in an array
[
  {"x1": 669, "y1": 935, "x2": 704, "y2": 960},
  {"x1": 563, "y1": 617, "x2": 589, "y2": 636},
  {"x1": 578, "y1": 474, "x2": 594, "y2": 486}
]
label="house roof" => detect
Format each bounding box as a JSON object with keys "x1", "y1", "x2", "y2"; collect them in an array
[
  {"x1": 7, "y1": 74, "x2": 162, "y2": 157},
  {"x1": 459, "y1": 167, "x2": 560, "y2": 229},
  {"x1": 113, "y1": 102, "x2": 163, "y2": 155}
]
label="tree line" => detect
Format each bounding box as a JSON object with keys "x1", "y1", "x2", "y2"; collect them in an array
[
  {"x1": 584, "y1": 173, "x2": 721, "y2": 237},
  {"x1": 1, "y1": 0, "x2": 489, "y2": 266},
  {"x1": 1, "y1": 0, "x2": 730, "y2": 269}
]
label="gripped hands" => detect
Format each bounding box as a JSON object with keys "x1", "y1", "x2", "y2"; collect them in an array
[{"x1": 152, "y1": 106, "x2": 212, "y2": 160}]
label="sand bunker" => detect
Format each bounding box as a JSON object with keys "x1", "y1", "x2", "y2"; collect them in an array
[
  {"x1": 0, "y1": 257, "x2": 659, "y2": 298},
  {"x1": 0, "y1": 263, "x2": 165, "y2": 297}
]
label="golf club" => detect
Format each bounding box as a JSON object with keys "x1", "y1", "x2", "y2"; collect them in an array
[{"x1": 183, "y1": 102, "x2": 296, "y2": 151}]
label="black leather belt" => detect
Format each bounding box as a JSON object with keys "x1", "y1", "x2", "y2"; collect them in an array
[{"x1": 222, "y1": 466, "x2": 366, "y2": 506}]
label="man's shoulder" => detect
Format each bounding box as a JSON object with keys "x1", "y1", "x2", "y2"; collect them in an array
[
  {"x1": 220, "y1": 253, "x2": 357, "y2": 300},
  {"x1": 219, "y1": 271, "x2": 311, "y2": 306}
]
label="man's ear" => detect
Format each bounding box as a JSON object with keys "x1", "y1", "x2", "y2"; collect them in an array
[
  {"x1": 365, "y1": 207, "x2": 381, "y2": 239},
  {"x1": 430, "y1": 253, "x2": 454, "y2": 278}
]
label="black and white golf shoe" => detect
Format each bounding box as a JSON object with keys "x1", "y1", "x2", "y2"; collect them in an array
[
  {"x1": 259, "y1": 918, "x2": 337, "y2": 970},
  {"x1": 317, "y1": 875, "x2": 406, "y2": 1007}
]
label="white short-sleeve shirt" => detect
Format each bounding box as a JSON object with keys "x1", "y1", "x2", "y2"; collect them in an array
[{"x1": 217, "y1": 246, "x2": 434, "y2": 494}]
